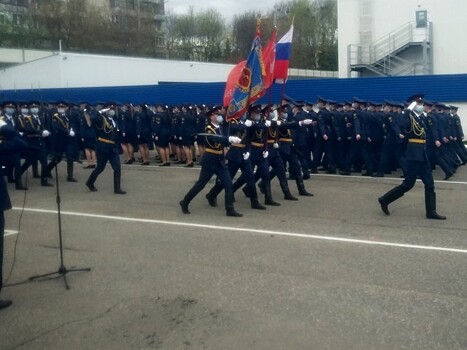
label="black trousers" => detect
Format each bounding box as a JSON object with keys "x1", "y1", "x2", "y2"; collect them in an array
[
  {"x1": 401, "y1": 159, "x2": 435, "y2": 194},
  {"x1": 0, "y1": 211, "x2": 5, "y2": 292},
  {"x1": 87, "y1": 147, "x2": 121, "y2": 186},
  {"x1": 184, "y1": 164, "x2": 234, "y2": 211}
]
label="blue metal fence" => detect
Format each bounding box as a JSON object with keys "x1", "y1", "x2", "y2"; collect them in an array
[{"x1": 1, "y1": 73, "x2": 466, "y2": 105}]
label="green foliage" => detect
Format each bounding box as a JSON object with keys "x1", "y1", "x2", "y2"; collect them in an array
[{"x1": 0, "y1": 0, "x2": 337, "y2": 70}]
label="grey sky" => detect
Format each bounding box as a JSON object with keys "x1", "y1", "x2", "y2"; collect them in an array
[{"x1": 165, "y1": 0, "x2": 275, "y2": 20}]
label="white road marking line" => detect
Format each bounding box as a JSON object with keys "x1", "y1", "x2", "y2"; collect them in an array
[
  {"x1": 4, "y1": 230, "x2": 18, "y2": 237},
  {"x1": 12, "y1": 207, "x2": 467, "y2": 254}
]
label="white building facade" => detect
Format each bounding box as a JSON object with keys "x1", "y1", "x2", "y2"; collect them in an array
[{"x1": 338, "y1": 0, "x2": 467, "y2": 78}]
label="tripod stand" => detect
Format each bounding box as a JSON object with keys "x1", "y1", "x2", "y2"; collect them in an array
[{"x1": 29, "y1": 163, "x2": 91, "y2": 290}]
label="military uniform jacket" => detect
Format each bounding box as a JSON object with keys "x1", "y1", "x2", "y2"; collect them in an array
[
  {"x1": 92, "y1": 114, "x2": 120, "y2": 152},
  {"x1": 18, "y1": 114, "x2": 46, "y2": 146},
  {"x1": 277, "y1": 120, "x2": 300, "y2": 155},
  {"x1": 201, "y1": 122, "x2": 230, "y2": 170},
  {"x1": 452, "y1": 113, "x2": 464, "y2": 139},
  {"x1": 224, "y1": 120, "x2": 249, "y2": 164},
  {"x1": 0, "y1": 125, "x2": 27, "y2": 210},
  {"x1": 402, "y1": 111, "x2": 429, "y2": 162},
  {"x1": 382, "y1": 112, "x2": 402, "y2": 143},
  {"x1": 318, "y1": 108, "x2": 337, "y2": 140},
  {"x1": 425, "y1": 112, "x2": 440, "y2": 145},
  {"x1": 246, "y1": 121, "x2": 268, "y2": 160}
]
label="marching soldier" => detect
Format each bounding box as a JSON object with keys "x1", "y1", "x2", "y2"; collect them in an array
[
  {"x1": 46, "y1": 101, "x2": 78, "y2": 182},
  {"x1": 179, "y1": 106, "x2": 243, "y2": 217},
  {"x1": 17, "y1": 101, "x2": 53, "y2": 187},
  {"x1": 85, "y1": 102, "x2": 126, "y2": 194},
  {"x1": 378, "y1": 95, "x2": 446, "y2": 220}
]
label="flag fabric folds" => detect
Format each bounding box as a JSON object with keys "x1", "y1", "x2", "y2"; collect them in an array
[
  {"x1": 274, "y1": 24, "x2": 294, "y2": 84},
  {"x1": 262, "y1": 28, "x2": 277, "y2": 90},
  {"x1": 226, "y1": 36, "x2": 266, "y2": 121}
]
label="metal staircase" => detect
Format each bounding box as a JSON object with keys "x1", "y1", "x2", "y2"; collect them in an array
[{"x1": 348, "y1": 21, "x2": 433, "y2": 77}]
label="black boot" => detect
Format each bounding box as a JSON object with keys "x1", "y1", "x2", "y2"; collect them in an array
[
  {"x1": 32, "y1": 162, "x2": 40, "y2": 178},
  {"x1": 296, "y1": 179, "x2": 313, "y2": 197},
  {"x1": 66, "y1": 161, "x2": 77, "y2": 182},
  {"x1": 226, "y1": 208, "x2": 243, "y2": 217},
  {"x1": 179, "y1": 200, "x2": 190, "y2": 214},
  {"x1": 280, "y1": 180, "x2": 298, "y2": 200},
  {"x1": 41, "y1": 178, "x2": 53, "y2": 187},
  {"x1": 15, "y1": 177, "x2": 28, "y2": 191},
  {"x1": 250, "y1": 198, "x2": 266, "y2": 210},
  {"x1": 425, "y1": 192, "x2": 446, "y2": 220},
  {"x1": 86, "y1": 170, "x2": 98, "y2": 192},
  {"x1": 264, "y1": 182, "x2": 281, "y2": 206},
  {"x1": 205, "y1": 193, "x2": 218, "y2": 207},
  {"x1": 378, "y1": 185, "x2": 406, "y2": 215},
  {"x1": 114, "y1": 172, "x2": 126, "y2": 194},
  {"x1": 45, "y1": 161, "x2": 55, "y2": 179},
  {"x1": 242, "y1": 186, "x2": 251, "y2": 198}
]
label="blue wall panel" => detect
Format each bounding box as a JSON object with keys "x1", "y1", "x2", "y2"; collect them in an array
[{"x1": 1, "y1": 74, "x2": 467, "y2": 105}]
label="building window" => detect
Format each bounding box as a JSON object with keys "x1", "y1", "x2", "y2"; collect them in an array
[{"x1": 416, "y1": 10, "x2": 427, "y2": 28}]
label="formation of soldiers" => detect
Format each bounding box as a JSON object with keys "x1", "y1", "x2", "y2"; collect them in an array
[{"x1": 0, "y1": 97, "x2": 466, "y2": 202}]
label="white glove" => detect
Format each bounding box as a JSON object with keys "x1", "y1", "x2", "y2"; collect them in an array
[
  {"x1": 300, "y1": 119, "x2": 313, "y2": 126},
  {"x1": 243, "y1": 152, "x2": 250, "y2": 160},
  {"x1": 179, "y1": 136, "x2": 182, "y2": 140},
  {"x1": 273, "y1": 142, "x2": 279, "y2": 149},
  {"x1": 0, "y1": 119, "x2": 6, "y2": 128},
  {"x1": 262, "y1": 150, "x2": 269, "y2": 158},
  {"x1": 69, "y1": 129, "x2": 75, "y2": 137},
  {"x1": 19, "y1": 132, "x2": 24, "y2": 136},
  {"x1": 276, "y1": 120, "x2": 282, "y2": 126},
  {"x1": 229, "y1": 136, "x2": 241, "y2": 144},
  {"x1": 42, "y1": 130, "x2": 50, "y2": 137},
  {"x1": 407, "y1": 101, "x2": 417, "y2": 111},
  {"x1": 155, "y1": 136, "x2": 159, "y2": 141},
  {"x1": 122, "y1": 132, "x2": 126, "y2": 137},
  {"x1": 264, "y1": 120, "x2": 271, "y2": 127},
  {"x1": 244, "y1": 120, "x2": 253, "y2": 127}
]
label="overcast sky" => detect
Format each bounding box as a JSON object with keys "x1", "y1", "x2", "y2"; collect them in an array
[{"x1": 165, "y1": 0, "x2": 274, "y2": 21}]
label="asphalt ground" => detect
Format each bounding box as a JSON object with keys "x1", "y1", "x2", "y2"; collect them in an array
[{"x1": 1, "y1": 159, "x2": 466, "y2": 350}]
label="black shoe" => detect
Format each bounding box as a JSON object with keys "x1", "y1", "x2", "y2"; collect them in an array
[
  {"x1": 32, "y1": 174, "x2": 40, "y2": 179},
  {"x1": 325, "y1": 170, "x2": 336, "y2": 174},
  {"x1": 284, "y1": 193, "x2": 298, "y2": 201},
  {"x1": 206, "y1": 194, "x2": 217, "y2": 207},
  {"x1": 160, "y1": 162, "x2": 171, "y2": 167},
  {"x1": 0, "y1": 299, "x2": 12, "y2": 310},
  {"x1": 114, "y1": 189, "x2": 127, "y2": 195},
  {"x1": 362, "y1": 172, "x2": 373, "y2": 177},
  {"x1": 180, "y1": 200, "x2": 190, "y2": 214},
  {"x1": 373, "y1": 173, "x2": 384, "y2": 177},
  {"x1": 185, "y1": 163, "x2": 194, "y2": 168},
  {"x1": 86, "y1": 182, "x2": 98, "y2": 192},
  {"x1": 339, "y1": 170, "x2": 351, "y2": 175},
  {"x1": 226, "y1": 209, "x2": 243, "y2": 217},
  {"x1": 67, "y1": 177, "x2": 78, "y2": 183},
  {"x1": 265, "y1": 199, "x2": 281, "y2": 206},
  {"x1": 303, "y1": 173, "x2": 311, "y2": 179},
  {"x1": 124, "y1": 159, "x2": 134, "y2": 165},
  {"x1": 15, "y1": 184, "x2": 28, "y2": 191},
  {"x1": 141, "y1": 162, "x2": 150, "y2": 166},
  {"x1": 41, "y1": 180, "x2": 53, "y2": 187},
  {"x1": 310, "y1": 169, "x2": 318, "y2": 174},
  {"x1": 299, "y1": 191, "x2": 314, "y2": 197},
  {"x1": 251, "y1": 201, "x2": 267, "y2": 210},
  {"x1": 443, "y1": 172, "x2": 453, "y2": 181},
  {"x1": 378, "y1": 197, "x2": 390, "y2": 215},
  {"x1": 242, "y1": 187, "x2": 250, "y2": 198}
]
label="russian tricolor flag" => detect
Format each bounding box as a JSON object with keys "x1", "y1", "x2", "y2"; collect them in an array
[{"x1": 274, "y1": 25, "x2": 294, "y2": 84}]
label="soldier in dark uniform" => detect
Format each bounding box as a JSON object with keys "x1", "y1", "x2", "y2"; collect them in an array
[
  {"x1": 79, "y1": 103, "x2": 97, "y2": 169},
  {"x1": 179, "y1": 106, "x2": 243, "y2": 217},
  {"x1": 378, "y1": 95, "x2": 446, "y2": 220},
  {"x1": 450, "y1": 105, "x2": 467, "y2": 164},
  {"x1": 181, "y1": 105, "x2": 197, "y2": 167},
  {"x1": 195, "y1": 105, "x2": 207, "y2": 162},
  {"x1": 85, "y1": 103, "x2": 126, "y2": 195},
  {"x1": 425, "y1": 103, "x2": 454, "y2": 180},
  {"x1": 291, "y1": 101, "x2": 312, "y2": 178},
  {"x1": 374, "y1": 101, "x2": 405, "y2": 177},
  {"x1": 153, "y1": 104, "x2": 172, "y2": 166},
  {"x1": 232, "y1": 104, "x2": 280, "y2": 206},
  {"x1": 119, "y1": 103, "x2": 137, "y2": 164},
  {"x1": 0, "y1": 101, "x2": 27, "y2": 190},
  {"x1": 135, "y1": 104, "x2": 153, "y2": 165},
  {"x1": 205, "y1": 111, "x2": 266, "y2": 210},
  {"x1": 46, "y1": 101, "x2": 78, "y2": 182},
  {"x1": 0, "y1": 119, "x2": 27, "y2": 310},
  {"x1": 17, "y1": 101, "x2": 53, "y2": 186},
  {"x1": 273, "y1": 103, "x2": 314, "y2": 197}
]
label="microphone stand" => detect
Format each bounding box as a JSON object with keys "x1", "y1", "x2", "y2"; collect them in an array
[{"x1": 28, "y1": 163, "x2": 91, "y2": 290}]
